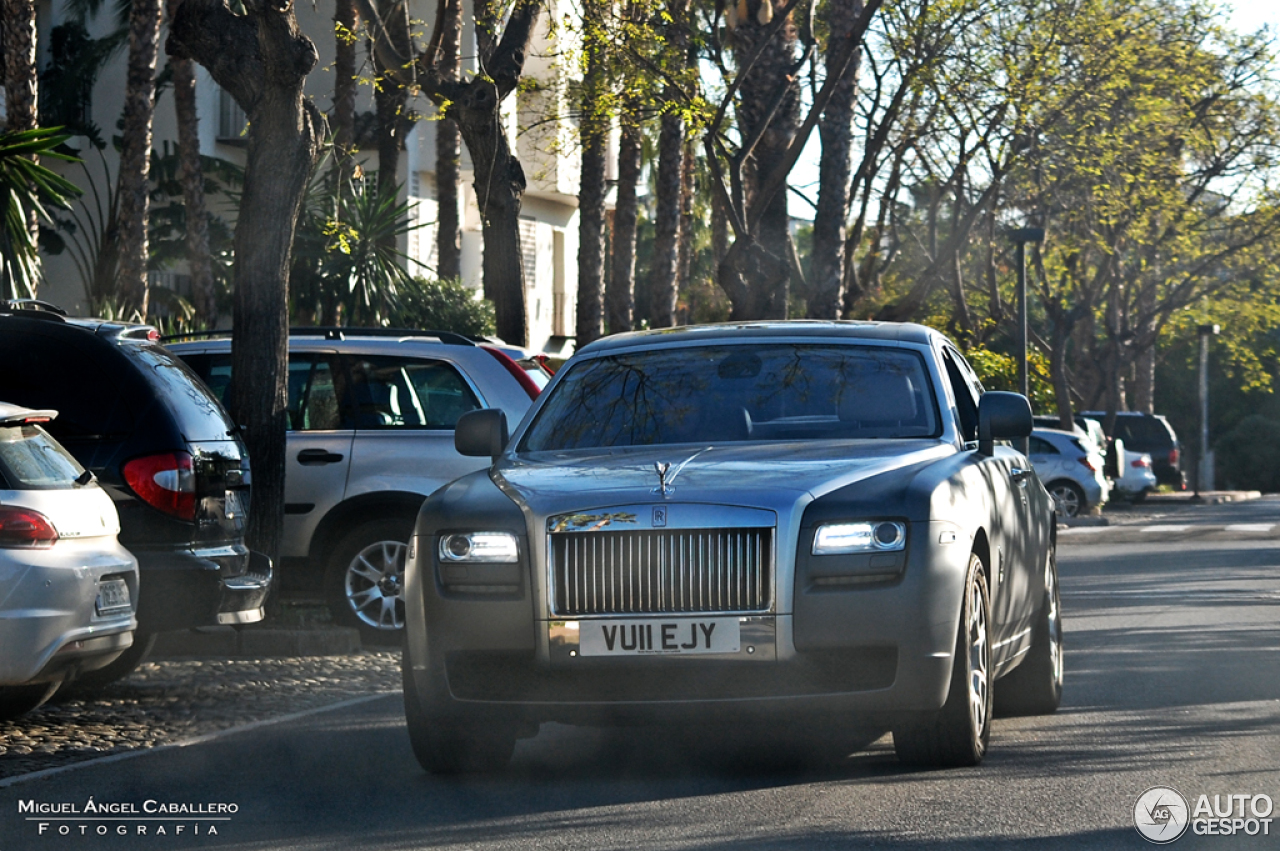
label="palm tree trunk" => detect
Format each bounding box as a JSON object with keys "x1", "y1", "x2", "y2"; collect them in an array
[
  {"x1": 117, "y1": 0, "x2": 164, "y2": 318},
  {"x1": 168, "y1": 0, "x2": 217, "y2": 328},
  {"x1": 333, "y1": 0, "x2": 357, "y2": 158},
  {"x1": 649, "y1": 112, "x2": 684, "y2": 327},
  {"x1": 2, "y1": 0, "x2": 39, "y2": 298}
]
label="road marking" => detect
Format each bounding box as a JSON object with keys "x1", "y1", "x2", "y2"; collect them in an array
[
  {"x1": 1225, "y1": 523, "x2": 1275, "y2": 533},
  {"x1": 0, "y1": 691, "x2": 397, "y2": 788},
  {"x1": 1064, "y1": 589, "x2": 1280, "y2": 601},
  {"x1": 1140, "y1": 525, "x2": 1193, "y2": 532},
  {"x1": 1059, "y1": 526, "x2": 1111, "y2": 534}
]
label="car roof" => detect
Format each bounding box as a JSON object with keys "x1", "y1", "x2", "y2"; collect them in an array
[
  {"x1": 1032, "y1": 427, "x2": 1086, "y2": 447},
  {"x1": 0, "y1": 401, "x2": 58, "y2": 425},
  {"x1": 575, "y1": 320, "x2": 941, "y2": 356},
  {"x1": 0, "y1": 309, "x2": 158, "y2": 341}
]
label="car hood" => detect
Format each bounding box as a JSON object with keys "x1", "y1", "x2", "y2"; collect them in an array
[{"x1": 496, "y1": 440, "x2": 954, "y2": 519}]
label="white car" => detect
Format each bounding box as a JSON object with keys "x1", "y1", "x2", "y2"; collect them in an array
[
  {"x1": 0, "y1": 403, "x2": 138, "y2": 719},
  {"x1": 1115, "y1": 448, "x2": 1157, "y2": 502},
  {"x1": 1028, "y1": 427, "x2": 1110, "y2": 517}
]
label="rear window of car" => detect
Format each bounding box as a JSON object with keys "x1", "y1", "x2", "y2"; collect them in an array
[
  {"x1": 122, "y1": 344, "x2": 236, "y2": 443},
  {"x1": 0, "y1": 424, "x2": 86, "y2": 489},
  {"x1": 521, "y1": 344, "x2": 940, "y2": 451},
  {"x1": 1115, "y1": 417, "x2": 1175, "y2": 449}
]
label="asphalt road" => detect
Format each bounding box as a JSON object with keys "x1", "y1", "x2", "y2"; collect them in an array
[{"x1": 4, "y1": 504, "x2": 1279, "y2": 850}]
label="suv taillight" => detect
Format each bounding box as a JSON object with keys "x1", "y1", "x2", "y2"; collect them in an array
[
  {"x1": 123, "y1": 451, "x2": 196, "y2": 520},
  {"x1": 0, "y1": 506, "x2": 59, "y2": 548},
  {"x1": 1168, "y1": 448, "x2": 1179, "y2": 466}
]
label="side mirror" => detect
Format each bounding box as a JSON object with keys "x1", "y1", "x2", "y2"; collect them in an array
[
  {"x1": 977, "y1": 391, "x2": 1032, "y2": 456},
  {"x1": 455, "y1": 409, "x2": 509, "y2": 461}
]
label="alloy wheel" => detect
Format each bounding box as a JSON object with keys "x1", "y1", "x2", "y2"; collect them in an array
[{"x1": 344, "y1": 539, "x2": 406, "y2": 630}]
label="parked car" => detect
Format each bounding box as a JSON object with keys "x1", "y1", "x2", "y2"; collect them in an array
[
  {"x1": 402, "y1": 321, "x2": 1060, "y2": 773},
  {"x1": 168, "y1": 328, "x2": 536, "y2": 641},
  {"x1": 1080, "y1": 411, "x2": 1184, "y2": 489},
  {"x1": 1028, "y1": 428, "x2": 1109, "y2": 517},
  {"x1": 0, "y1": 304, "x2": 270, "y2": 685},
  {"x1": 0, "y1": 402, "x2": 139, "y2": 718},
  {"x1": 1032, "y1": 415, "x2": 1125, "y2": 489},
  {"x1": 1114, "y1": 448, "x2": 1157, "y2": 502}
]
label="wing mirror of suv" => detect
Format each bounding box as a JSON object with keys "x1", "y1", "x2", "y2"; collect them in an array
[
  {"x1": 455, "y1": 409, "x2": 510, "y2": 461},
  {"x1": 977, "y1": 391, "x2": 1033, "y2": 456}
]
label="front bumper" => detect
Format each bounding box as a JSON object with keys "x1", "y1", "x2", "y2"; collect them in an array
[
  {"x1": 0, "y1": 541, "x2": 138, "y2": 685},
  {"x1": 132, "y1": 546, "x2": 272, "y2": 633},
  {"x1": 406, "y1": 520, "x2": 970, "y2": 725}
]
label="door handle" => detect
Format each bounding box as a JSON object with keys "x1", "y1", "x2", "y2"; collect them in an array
[
  {"x1": 297, "y1": 448, "x2": 345, "y2": 465},
  {"x1": 1010, "y1": 467, "x2": 1032, "y2": 485}
]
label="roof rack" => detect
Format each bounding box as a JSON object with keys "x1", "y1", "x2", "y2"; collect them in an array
[
  {"x1": 0, "y1": 299, "x2": 68, "y2": 321},
  {"x1": 160, "y1": 326, "x2": 476, "y2": 346}
]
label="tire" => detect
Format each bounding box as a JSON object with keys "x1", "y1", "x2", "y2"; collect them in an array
[
  {"x1": 0, "y1": 682, "x2": 59, "y2": 721},
  {"x1": 1047, "y1": 480, "x2": 1086, "y2": 518},
  {"x1": 326, "y1": 518, "x2": 413, "y2": 645},
  {"x1": 64, "y1": 632, "x2": 158, "y2": 690},
  {"x1": 893, "y1": 553, "x2": 992, "y2": 768},
  {"x1": 401, "y1": 650, "x2": 516, "y2": 774},
  {"x1": 995, "y1": 549, "x2": 1063, "y2": 717}
]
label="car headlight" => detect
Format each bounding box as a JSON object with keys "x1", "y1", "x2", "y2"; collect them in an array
[
  {"x1": 812, "y1": 521, "x2": 906, "y2": 555},
  {"x1": 438, "y1": 532, "x2": 520, "y2": 563}
]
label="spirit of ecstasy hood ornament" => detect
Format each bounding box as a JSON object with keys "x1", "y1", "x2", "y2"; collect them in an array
[{"x1": 652, "y1": 447, "x2": 712, "y2": 497}]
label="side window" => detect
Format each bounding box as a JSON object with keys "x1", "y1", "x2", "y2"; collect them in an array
[
  {"x1": 177, "y1": 352, "x2": 343, "y2": 432},
  {"x1": 942, "y1": 348, "x2": 979, "y2": 442},
  {"x1": 344, "y1": 356, "x2": 480, "y2": 429},
  {"x1": 1029, "y1": 436, "x2": 1057, "y2": 455}
]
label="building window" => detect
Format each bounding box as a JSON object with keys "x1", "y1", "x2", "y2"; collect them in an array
[
  {"x1": 519, "y1": 217, "x2": 538, "y2": 289},
  {"x1": 218, "y1": 88, "x2": 248, "y2": 142}
]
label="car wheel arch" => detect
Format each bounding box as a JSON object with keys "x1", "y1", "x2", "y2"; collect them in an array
[{"x1": 308, "y1": 491, "x2": 429, "y2": 563}]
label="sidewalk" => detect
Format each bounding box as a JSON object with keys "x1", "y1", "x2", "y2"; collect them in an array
[{"x1": 1059, "y1": 490, "x2": 1280, "y2": 544}]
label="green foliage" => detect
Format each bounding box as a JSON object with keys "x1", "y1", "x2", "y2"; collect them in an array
[
  {"x1": 0, "y1": 127, "x2": 82, "y2": 300},
  {"x1": 963, "y1": 345, "x2": 1054, "y2": 412},
  {"x1": 147, "y1": 142, "x2": 240, "y2": 300},
  {"x1": 387, "y1": 277, "x2": 496, "y2": 337},
  {"x1": 290, "y1": 158, "x2": 423, "y2": 326},
  {"x1": 1216, "y1": 415, "x2": 1280, "y2": 493}
]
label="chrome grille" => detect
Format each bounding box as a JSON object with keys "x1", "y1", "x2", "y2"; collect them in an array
[{"x1": 551, "y1": 528, "x2": 773, "y2": 616}]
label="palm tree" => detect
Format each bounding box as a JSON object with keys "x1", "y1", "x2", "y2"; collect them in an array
[
  {"x1": 0, "y1": 128, "x2": 82, "y2": 300},
  {"x1": 3, "y1": 0, "x2": 42, "y2": 287}
]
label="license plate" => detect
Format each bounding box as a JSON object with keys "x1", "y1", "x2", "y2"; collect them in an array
[
  {"x1": 578, "y1": 617, "x2": 741, "y2": 657},
  {"x1": 96, "y1": 578, "x2": 131, "y2": 617}
]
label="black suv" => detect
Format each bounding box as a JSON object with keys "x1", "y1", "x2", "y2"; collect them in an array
[
  {"x1": 0, "y1": 305, "x2": 271, "y2": 682},
  {"x1": 1080, "y1": 411, "x2": 1184, "y2": 489}
]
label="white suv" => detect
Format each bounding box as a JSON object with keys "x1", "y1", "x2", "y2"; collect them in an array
[{"x1": 168, "y1": 329, "x2": 535, "y2": 641}]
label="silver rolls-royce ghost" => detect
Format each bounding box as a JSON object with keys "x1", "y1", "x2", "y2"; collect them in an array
[{"x1": 401, "y1": 321, "x2": 1061, "y2": 772}]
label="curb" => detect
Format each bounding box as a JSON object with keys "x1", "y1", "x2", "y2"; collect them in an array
[{"x1": 153, "y1": 626, "x2": 362, "y2": 658}]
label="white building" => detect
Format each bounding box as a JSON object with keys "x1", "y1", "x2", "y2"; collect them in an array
[{"x1": 30, "y1": 0, "x2": 582, "y2": 353}]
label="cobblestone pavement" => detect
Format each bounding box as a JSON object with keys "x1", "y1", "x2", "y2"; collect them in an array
[{"x1": 0, "y1": 651, "x2": 400, "y2": 782}]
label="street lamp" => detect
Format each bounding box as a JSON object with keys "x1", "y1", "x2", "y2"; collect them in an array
[
  {"x1": 1194, "y1": 323, "x2": 1220, "y2": 500},
  {"x1": 1010, "y1": 227, "x2": 1045, "y2": 455}
]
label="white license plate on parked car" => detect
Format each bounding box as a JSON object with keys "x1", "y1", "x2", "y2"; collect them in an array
[
  {"x1": 578, "y1": 617, "x2": 741, "y2": 656},
  {"x1": 95, "y1": 578, "x2": 131, "y2": 617}
]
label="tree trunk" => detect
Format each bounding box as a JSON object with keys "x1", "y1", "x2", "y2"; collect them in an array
[
  {"x1": 117, "y1": 0, "x2": 165, "y2": 318},
  {"x1": 575, "y1": 32, "x2": 607, "y2": 347},
  {"x1": 607, "y1": 103, "x2": 641, "y2": 335},
  {"x1": 168, "y1": 0, "x2": 217, "y2": 327},
  {"x1": 649, "y1": 111, "x2": 684, "y2": 327},
  {"x1": 434, "y1": 0, "x2": 462, "y2": 280},
  {"x1": 168, "y1": 0, "x2": 327, "y2": 562},
  {"x1": 807, "y1": 0, "x2": 862, "y2": 320},
  {"x1": 333, "y1": 0, "x2": 357, "y2": 158},
  {"x1": 675, "y1": 135, "x2": 696, "y2": 312},
  {"x1": 373, "y1": 0, "x2": 411, "y2": 199},
  {"x1": 1, "y1": 0, "x2": 39, "y2": 299}
]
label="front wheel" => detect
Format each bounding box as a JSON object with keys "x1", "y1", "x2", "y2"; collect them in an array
[
  {"x1": 893, "y1": 553, "x2": 992, "y2": 767},
  {"x1": 326, "y1": 518, "x2": 412, "y2": 644},
  {"x1": 402, "y1": 651, "x2": 516, "y2": 774},
  {"x1": 996, "y1": 549, "x2": 1063, "y2": 717}
]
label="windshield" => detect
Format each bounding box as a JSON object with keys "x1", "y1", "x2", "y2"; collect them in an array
[{"x1": 520, "y1": 344, "x2": 940, "y2": 451}]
